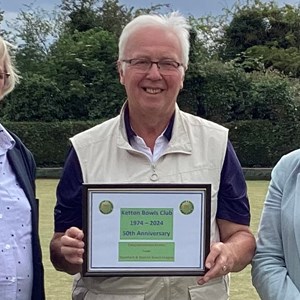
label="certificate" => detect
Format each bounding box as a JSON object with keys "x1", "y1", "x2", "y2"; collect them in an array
[{"x1": 82, "y1": 183, "x2": 211, "y2": 276}]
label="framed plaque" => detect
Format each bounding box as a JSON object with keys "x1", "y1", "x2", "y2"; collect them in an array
[{"x1": 82, "y1": 183, "x2": 211, "y2": 276}]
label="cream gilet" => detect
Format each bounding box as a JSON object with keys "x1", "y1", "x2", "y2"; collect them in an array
[{"x1": 70, "y1": 104, "x2": 229, "y2": 300}]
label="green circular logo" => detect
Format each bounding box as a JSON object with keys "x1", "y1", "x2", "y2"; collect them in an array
[
  {"x1": 179, "y1": 200, "x2": 194, "y2": 215},
  {"x1": 99, "y1": 200, "x2": 113, "y2": 214}
]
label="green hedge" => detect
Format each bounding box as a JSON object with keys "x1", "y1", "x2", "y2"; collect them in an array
[
  {"x1": 226, "y1": 120, "x2": 300, "y2": 167},
  {"x1": 3, "y1": 120, "x2": 300, "y2": 168},
  {"x1": 3, "y1": 121, "x2": 100, "y2": 167}
]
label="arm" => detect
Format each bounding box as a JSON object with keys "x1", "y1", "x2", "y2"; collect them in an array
[
  {"x1": 50, "y1": 227, "x2": 84, "y2": 275},
  {"x1": 198, "y1": 140, "x2": 255, "y2": 284},
  {"x1": 49, "y1": 147, "x2": 84, "y2": 275},
  {"x1": 198, "y1": 220, "x2": 255, "y2": 284},
  {"x1": 217, "y1": 219, "x2": 255, "y2": 272},
  {"x1": 252, "y1": 153, "x2": 300, "y2": 299}
]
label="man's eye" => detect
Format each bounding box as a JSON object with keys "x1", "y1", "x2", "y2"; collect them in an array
[
  {"x1": 160, "y1": 61, "x2": 177, "y2": 68},
  {"x1": 133, "y1": 60, "x2": 149, "y2": 66}
]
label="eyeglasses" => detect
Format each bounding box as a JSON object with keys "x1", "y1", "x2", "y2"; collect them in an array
[
  {"x1": 0, "y1": 72, "x2": 10, "y2": 80},
  {"x1": 122, "y1": 58, "x2": 183, "y2": 74}
]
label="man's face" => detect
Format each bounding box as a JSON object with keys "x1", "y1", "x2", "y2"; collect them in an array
[{"x1": 118, "y1": 26, "x2": 185, "y2": 117}]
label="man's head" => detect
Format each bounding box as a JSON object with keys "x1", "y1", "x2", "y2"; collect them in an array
[
  {"x1": 118, "y1": 12, "x2": 190, "y2": 68},
  {"x1": 117, "y1": 12, "x2": 191, "y2": 118},
  {"x1": 0, "y1": 36, "x2": 20, "y2": 100}
]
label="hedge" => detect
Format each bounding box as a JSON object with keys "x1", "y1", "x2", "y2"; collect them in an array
[
  {"x1": 3, "y1": 121, "x2": 100, "y2": 167},
  {"x1": 226, "y1": 120, "x2": 300, "y2": 167},
  {"x1": 3, "y1": 119, "x2": 300, "y2": 168}
]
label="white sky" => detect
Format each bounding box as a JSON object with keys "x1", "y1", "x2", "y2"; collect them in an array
[{"x1": 1, "y1": 0, "x2": 299, "y2": 22}]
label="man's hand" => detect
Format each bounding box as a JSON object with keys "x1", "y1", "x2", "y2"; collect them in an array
[
  {"x1": 50, "y1": 227, "x2": 85, "y2": 275},
  {"x1": 197, "y1": 219, "x2": 255, "y2": 285},
  {"x1": 197, "y1": 241, "x2": 234, "y2": 285},
  {"x1": 61, "y1": 227, "x2": 85, "y2": 265}
]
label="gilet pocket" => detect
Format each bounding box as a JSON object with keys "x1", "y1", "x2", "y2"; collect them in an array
[
  {"x1": 83, "y1": 292, "x2": 145, "y2": 300},
  {"x1": 188, "y1": 277, "x2": 229, "y2": 300}
]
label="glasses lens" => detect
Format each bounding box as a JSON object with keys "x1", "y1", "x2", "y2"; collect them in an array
[
  {"x1": 127, "y1": 59, "x2": 180, "y2": 74},
  {"x1": 159, "y1": 61, "x2": 179, "y2": 71},
  {"x1": 130, "y1": 59, "x2": 150, "y2": 71}
]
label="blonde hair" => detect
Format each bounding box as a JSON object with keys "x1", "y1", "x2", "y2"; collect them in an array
[{"x1": 0, "y1": 36, "x2": 20, "y2": 100}]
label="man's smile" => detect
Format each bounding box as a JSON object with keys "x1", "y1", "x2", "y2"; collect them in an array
[{"x1": 143, "y1": 87, "x2": 164, "y2": 94}]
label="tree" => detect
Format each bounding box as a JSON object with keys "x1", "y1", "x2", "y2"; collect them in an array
[
  {"x1": 0, "y1": 9, "x2": 8, "y2": 37},
  {"x1": 220, "y1": 0, "x2": 276, "y2": 60},
  {"x1": 47, "y1": 28, "x2": 124, "y2": 120},
  {"x1": 2, "y1": 74, "x2": 65, "y2": 121},
  {"x1": 60, "y1": 0, "x2": 101, "y2": 33},
  {"x1": 6, "y1": 4, "x2": 63, "y2": 74},
  {"x1": 60, "y1": 0, "x2": 170, "y2": 37},
  {"x1": 219, "y1": 0, "x2": 300, "y2": 77}
]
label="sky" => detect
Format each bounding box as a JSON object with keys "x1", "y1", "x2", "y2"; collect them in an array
[{"x1": 0, "y1": 0, "x2": 300, "y2": 23}]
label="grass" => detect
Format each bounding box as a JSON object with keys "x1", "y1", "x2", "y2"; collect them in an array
[{"x1": 37, "y1": 179, "x2": 269, "y2": 300}]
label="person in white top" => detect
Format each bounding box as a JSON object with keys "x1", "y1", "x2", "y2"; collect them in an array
[{"x1": 0, "y1": 36, "x2": 45, "y2": 300}]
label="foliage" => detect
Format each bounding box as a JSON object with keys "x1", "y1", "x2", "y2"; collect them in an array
[
  {"x1": 3, "y1": 116, "x2": 300, "y2": 168},
  {"x1": 245, "y1": 71, "x2": 300, "y2": 121},
  {"x1": 220, "y1": 1, "x2": 272, "y2": 60},
  {"x1": 188, "y1": 14, "x2": 229, "y2": 58},
  {"x1": 6, "y1": 4, "x2": 63, "y2": 61},
  {"x1": 59, "y1": 0, "x2": 170, "y2": 37},
  {"x1": 2, "y1": 120, "x2": 100, "y2": 166},
  {"x1": 2, "y1": 74, "x2": 64, "y2": 121},
  {"x1": 220, "y1": 0, "x2": 300, "y2": 76},
  {"x1": 226, "y1": 119, "x2": 300, "y2": 167},
  {"x1": 2, "y1": 0, "x2": 300, "y2": 167},
  {"x1": 0, "y1": 9, "x2": 6, "y2": 36},
  {"x1": 245, "y1": 46, "x2": 300, "y2": 77},
  {"x1": 60, "y1": 0, "x2": 101, "y2": 33},
  {"x1": 97, "y1": 0, "x2": 134, "y2": 38},
  {"x1": 189, "y1": 60, "x2": 251, "y2": 123},
  {"x1": 177, "y1": 26, "x2": 212, "y2": 115},
  {"x1": 180, "y1": 59, "x2": 300, "y2": 124},
  {"x1": 46, "y1": 28, "x2": 125, "y2": 120}
]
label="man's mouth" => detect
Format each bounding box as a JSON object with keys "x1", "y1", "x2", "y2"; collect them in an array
[{"x1": 144, "y1": 88, "x2": 163, "y2": 94}]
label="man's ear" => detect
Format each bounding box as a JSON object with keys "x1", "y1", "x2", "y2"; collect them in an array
[
  {"x1": 117, "y1": 61, "x2": 125, "y2": 85},
  {"x1": 180, "y1": 75, "x2": 184, "y2": 89},
  {"x1": 180, "y1": 67, "x2": 187, "y2": 89}
]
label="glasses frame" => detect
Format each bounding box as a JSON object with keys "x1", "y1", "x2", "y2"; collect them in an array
[
  {"x1": 122, "y1": 58, "x2": 184, "y2": 73},
  {"x1": 0, "y1": 72, "x2": 10, "y2": 79}
]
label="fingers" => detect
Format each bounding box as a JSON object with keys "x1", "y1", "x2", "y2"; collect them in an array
[
  {"x1": 197, "y1": 242, "x2": 232, "y2": 285},
  {"x1": 65, "y1": 227, "x2": 84, "y2": 240},
  {"x1": 61, "y1": 227, "x2": 85, "y2": 265},
  {"x1": 61, "y1": 245, "x2": 84, "y2": 265}
]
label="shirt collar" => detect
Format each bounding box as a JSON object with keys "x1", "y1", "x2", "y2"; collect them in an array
[
  {"x1": 124, "y1": 104, "x2": 175, "y2": 143},
  {"x1": 0, "y1": 124, "x2": 15, "y2": 152}
]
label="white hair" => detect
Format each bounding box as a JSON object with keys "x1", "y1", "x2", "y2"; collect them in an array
[
  {"x1": 0, "y1": 36, "x2": 20, "y2": 100},
  {"x1": 118, "y1": 12, "x2": 191, "y2": 68}
]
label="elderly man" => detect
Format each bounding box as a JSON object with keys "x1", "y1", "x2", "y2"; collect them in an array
[{"x1": 50, "y1": 12, "x2": 255, "y2": 300}]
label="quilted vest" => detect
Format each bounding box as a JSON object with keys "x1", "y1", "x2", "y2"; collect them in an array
[{"x1": 71, "y1": 104, "x2": 229, "y2": 300}]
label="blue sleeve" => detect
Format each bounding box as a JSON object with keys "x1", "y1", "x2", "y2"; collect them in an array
[
  {"x1": 252, "y1": 150, "x2": 300, "y2": 299},
  {"x1": 216, "y1": 141, "x2": 250, "y2": 225},
  {"x1": 54, "y1": 147, "x2": 83, "y2": 232}
]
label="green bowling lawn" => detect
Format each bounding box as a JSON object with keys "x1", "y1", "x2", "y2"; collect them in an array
[{"x1": 38, "y1": 179, "x2": 268, "y2": 300}]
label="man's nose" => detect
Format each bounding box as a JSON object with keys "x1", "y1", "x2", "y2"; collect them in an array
[{"x1": 146, "y1": 62, "x2": 162, "y2": 79}]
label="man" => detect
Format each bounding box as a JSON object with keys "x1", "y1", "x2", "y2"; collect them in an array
[{"x1": 50, "y1": 12, "x2": 255, "y2": 300}]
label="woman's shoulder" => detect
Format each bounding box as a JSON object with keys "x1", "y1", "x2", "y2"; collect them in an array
[
  {"x1": 272, "y1": 149, "x2": 300, "y2": 180},
  {"x1": 279, "y1": 149, "x2": 300, "y2": 166}
]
